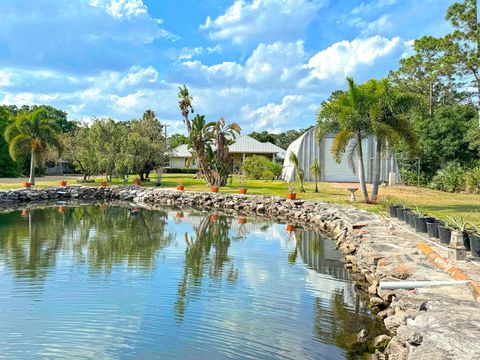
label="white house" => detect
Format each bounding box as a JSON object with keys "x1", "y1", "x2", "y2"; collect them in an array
[
  {"x1": 170, "y1": 135, "x2": 286, "y2": 172},
  {"x1": 282, "y1": 127, "x2": 400, "y2": 183}
]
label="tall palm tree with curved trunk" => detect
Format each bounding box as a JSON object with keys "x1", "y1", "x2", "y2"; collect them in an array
[
  {"x1": 367, "y1": 79, "x2": 419, "y2": 201},
  {"x1": 4, "y1": 108, "x2": 62, "y2": 185},
  {"x1": 317, "y1": 77, "x2": 372, "y2": 203},
  {"x1": 178, "y1": 85, "x2": 194, "y2": 133}
]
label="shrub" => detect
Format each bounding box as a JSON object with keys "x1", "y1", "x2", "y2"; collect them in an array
[
  {"x1": 429, "y1": 162, "x2": 464, "y2": 193},
  {"x1": 399, "y1": 168, "x2": 429, "y2": 186},
  {"x1": 242, "y1": 155, "x2": 282, "y2": 180},
  {"x1": 464, "y1": 166, "x2": 480, "y2": 193}
]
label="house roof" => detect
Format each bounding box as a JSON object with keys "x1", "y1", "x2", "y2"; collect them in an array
[
  {"x1": 229, "y1": 136, "x2": 286, "y2": 158},
  {"x1": 171, "y1": 135, "x2": 286, "y2": 159},
  {"x1": 171, "y1": 144, "x2": 192, "y2": 157}
]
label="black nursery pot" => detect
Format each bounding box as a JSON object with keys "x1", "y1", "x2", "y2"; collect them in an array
[
  {"x1": 396, "y1": 207, "x2": 406, "y2": 221},
  {"x1": 414, "y1": 217, "x2": 428, "y2": 233},
  {"x1": 463, "y1": 231, "x2": 471, "y2": 252},
  {"x1": 438, "y1": 225, "x2": 451, "y2": 244},
  {"x1": 426, "y1": 221, "x2": 440, "y2": 238},
  {"x1": 408, "y1": 213, "x2": 417, "y2": 228},
  {"x1": 389, "y1": 205, "x2": 399, "y2": 218},
  {"x1": 470, "y1": 233, "x2": 480, "y2": 258}
]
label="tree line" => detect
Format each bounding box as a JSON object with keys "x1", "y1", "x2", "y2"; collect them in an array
[
  {"x1": 317, "y1": 0, "x2": 480, "y2": 199},
  {"x1": 1, "y1": 106, "x2": 169, "y2": 184}
]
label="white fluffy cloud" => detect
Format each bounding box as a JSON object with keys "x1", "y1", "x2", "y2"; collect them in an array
[
  {"x1": 201, "y1": 0, "x2": 324, "y2": 45},
  {"x1": 302, "y1": 36, "x2": 409, "y2": 85},
  {"x1": 88, "y1": 0, "x2": 147, "y2": 18}
]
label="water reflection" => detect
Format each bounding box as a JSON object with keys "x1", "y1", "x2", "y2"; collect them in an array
[
  {"x1": 0, "y1": 205, "x2": 174, "y2": 282},
  {"x1": 0, "y1": 206, "x2": 383, "y2": 359}
]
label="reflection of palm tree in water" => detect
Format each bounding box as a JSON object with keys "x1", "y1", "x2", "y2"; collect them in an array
[
  {"x1": 175, "y1": 215, "x2": 238, "y2": 320},
  {"x1": 0, "y1": 205, "x2": 174, "y2": 284}
]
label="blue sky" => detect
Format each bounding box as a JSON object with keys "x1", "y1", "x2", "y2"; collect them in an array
[{"x1": 0, "y1": 0, "x2": 453, "y2": 134}]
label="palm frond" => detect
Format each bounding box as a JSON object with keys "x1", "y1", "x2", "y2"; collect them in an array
[{"x1": 331, "y1": 129, "x2": 353, "y2": 163}]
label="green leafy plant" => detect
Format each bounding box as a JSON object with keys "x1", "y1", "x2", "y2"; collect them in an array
[
  {"x1": 447, "y1": 216, "x2": 469, "y2": 232},
  {"x1": 242, "y1": 155, "x2": 281, "y2": 180},
  {"x1": 429, "y1": 162, "x2": 464, "y2": 193},
  {"x1": 464, "y1": 166, "x2": 480, "y2": 194}
]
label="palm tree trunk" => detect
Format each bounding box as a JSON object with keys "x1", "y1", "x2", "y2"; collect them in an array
[
  {"x1": 371, "y1": 139, "x2": 382, "y2": 202},
  {"x1": 29, "y1": 147, "x2": 35, "y2": 185},
  {"x1": 356, "y1": 134, "x2": 369, "y2": 203},
  {"x1": 314, "y1": 177, "x2": 318, "y2": 193}
]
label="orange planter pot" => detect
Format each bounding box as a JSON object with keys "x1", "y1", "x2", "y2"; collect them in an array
[
  {"x1": 286, "y1": 224, "x2": 295, "y2": 232},
  {"x1": 176, "y1": 185, "x2": 185, "y2": 191},
  {"x1": 21, "y1": 209, "x2": 30, "y2": 217},
  {"x1": 23, "y1": 182, "x2": 32, "y2": 188},
  {"x1": 101, "y1": 181, "x2": 107, "y2": 187},
  {"x1": 59, "y1": 180, "x2": 67, "y2": 187},
  {"x1": 211, "y1": 186, "x2": 219, "y2": 193},
  {"x1": 238, "y1": 217, "x2": 247, "y2": 225},
  {"x1": 58, "y1": 206, "x2": 66, "y2": 214},
  {"x1": 286, "y1": 193, "x2": 296, "y2": 200},
  {"x1": 135, "y1": 179, "x2": 142, "y2": 186},
  {"x1": 239, "y1": 188, "x2": 247, "y2": 195},
  {"x1": 210, "y1": 214, "x2": 219, "y2": 222},
  {"x1": 176, "y1": 212, "x2": 184, "y2": 218}
]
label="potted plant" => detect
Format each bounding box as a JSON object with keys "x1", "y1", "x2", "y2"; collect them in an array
[
  {"x1": 437, "y1": 220, "x2": 452, "y2": 244},
  {"x1": 59, "y1": 180, "x2": 67, "y2": 187},
  {"x1": 469, "y1": 223, "x2": 480, "y2": 258},
  {"x1": 448, "y1": 216, "x2": 470, "y2": 251},
  {"x1": 384, "y1": 196, "x2": 401, "y2": 218},
  {"x1": 286, "y1": 224, "x2": 295, "y2": 232},
  {"x1": 287, "y1": 184, "x2": 296, "y2": 200},
  {"x1": 395, "y1": 204, "x2": 409, "y2": 222},
  {"x1": 239, "y1": 176, "x2": 247, "y2": 195},
  {"x1": 101, "y1": 181, "x2": 107, "y2": 187},
  {"x1": 413, "y1": 207, "x2": 427, "y2": 233},
  {"x1": 175, "y1": 212, "x2": 184, "y2": 218},
  {"x1": 23, "y1": 182, "x2": 32, "y2": 188},
  {"x1": 135, "y1": 179, "x2": 142, "y2": 186},
  {"x1": 176, "y1": 181, "x2": 185, "y2": 191},
  {"x1": 426, "y1": 218, "x2": 441, "y2": 239}
]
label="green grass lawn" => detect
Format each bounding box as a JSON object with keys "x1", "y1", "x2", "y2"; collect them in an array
[{"x1": 1, "y1": 173, "x2": 479, "y2": 224}]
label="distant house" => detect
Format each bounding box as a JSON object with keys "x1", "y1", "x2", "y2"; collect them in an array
[
  {"x1": 282, "y1": 128, "x2": 400, "y2": 183},
  {"x1": 170, "y1": 135, "x2": 286, "y2": 172}
]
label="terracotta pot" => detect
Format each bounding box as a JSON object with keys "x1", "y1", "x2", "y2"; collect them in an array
[
  {"x1": 286, "y1": 224, "x2": 295, "y2": 232},
  {"x1": 238, "y1": 217, "x2": 247, "y2": 225},
  {"x1": 135, "y1": 179, "x2": 142, "y2": 186},
  {"x1": 210, "y1": 214, "x2": 219, "y2": 222},
  {"x1": 287, "y1": 193, "x2": 296, "y2": 200},
  {"x1": 239, "y1": 188, "x2": 247, "y2": 195},
  {"x1": 23, "y1": 182, "x2": 32, "y2": 188},
  {"x1": 101, "y1": 181, "x2": 107, "y2": 187},
  {"x1": 21, "y1": 209, "x2": 29, "y2": 217},
  {"x1": 59, "y1": 180, "x2": 67, "y2": 187},
  {"x1": 211, "y1": 186, "x2": 219, "y2": 193},
  {"x1": 176, "y1": 212, "x2": 184, "y2": 218},
  {"x1": 58, "y1": 206, "x2": 66, "y2": 214},
  {"x1": 176, "y1": 185, "x2": 185, "y2": 191}
]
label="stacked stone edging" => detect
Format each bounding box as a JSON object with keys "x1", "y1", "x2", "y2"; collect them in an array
[{"x1": 1, "y1": 185, "x2": 477, "y2": 359}]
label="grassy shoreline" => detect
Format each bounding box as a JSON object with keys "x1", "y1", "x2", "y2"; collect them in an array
[{"x1": 1, "y1": 173, "x2": 479, "y2": 224}]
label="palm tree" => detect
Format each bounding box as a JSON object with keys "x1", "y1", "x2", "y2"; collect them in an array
[
  {"x1": 187, "y1": 114, "x2": 214, "y2": 182},
  {"x1": 4, "y1": 108, "x2": 62, "y2": 185},
  {"x1": 289, "y1": 151, "x2": 305, "y2": 192},
  {"x1": 317, "y1": 77, "x2": 372, "y2": 203},
  {"x1": 367, "y1": 79, "x2": 418, "y2": 201},
  {"x1": 310, "y1": 159, "x2": 321, "y2": 193},
  {"x1": 178, "y1": 85, "x2": 194, "y2": 133},
  {"x1": 209, "y1": 117, "x2": 241, "y2": 185}
]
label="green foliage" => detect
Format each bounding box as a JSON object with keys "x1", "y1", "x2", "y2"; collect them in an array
[
  {"x1": 169, "y1": 133, "x2": 188, "y2": 148},
  {"x1": 429, "y1": 162, "x2": 465, "y2": 193},
  {"x1": 464, "y1": 166, "x2": 480, "y2": 194},
  {"x1": 242, "y1": 155, "x2": 281, "y2": 180},
  {"x1": 415, "y1": 104, "x2": 478, "y2": 176},
  {"x1": 0, "y1": 108, "x2": 19, "y2": 177},
  {"x1": 399, "y1": 168, "x2": 429, "y2": 186},
  {"x1": 249, "y1": 128, "x2": 313, "y2": 150}
]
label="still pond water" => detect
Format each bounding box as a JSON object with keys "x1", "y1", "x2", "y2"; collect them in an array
[{"x1": 0, "y1": 205, "x2": 382, "y2": 359}]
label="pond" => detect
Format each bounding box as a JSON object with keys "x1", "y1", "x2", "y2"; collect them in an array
[{"x1": 0, "y1": 204, "x2": 384, "y2": 359}]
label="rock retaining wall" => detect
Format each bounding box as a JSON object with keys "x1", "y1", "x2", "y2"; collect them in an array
[{"x1": 1, "y1": 186, "x2": 478, "y2": 359}]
